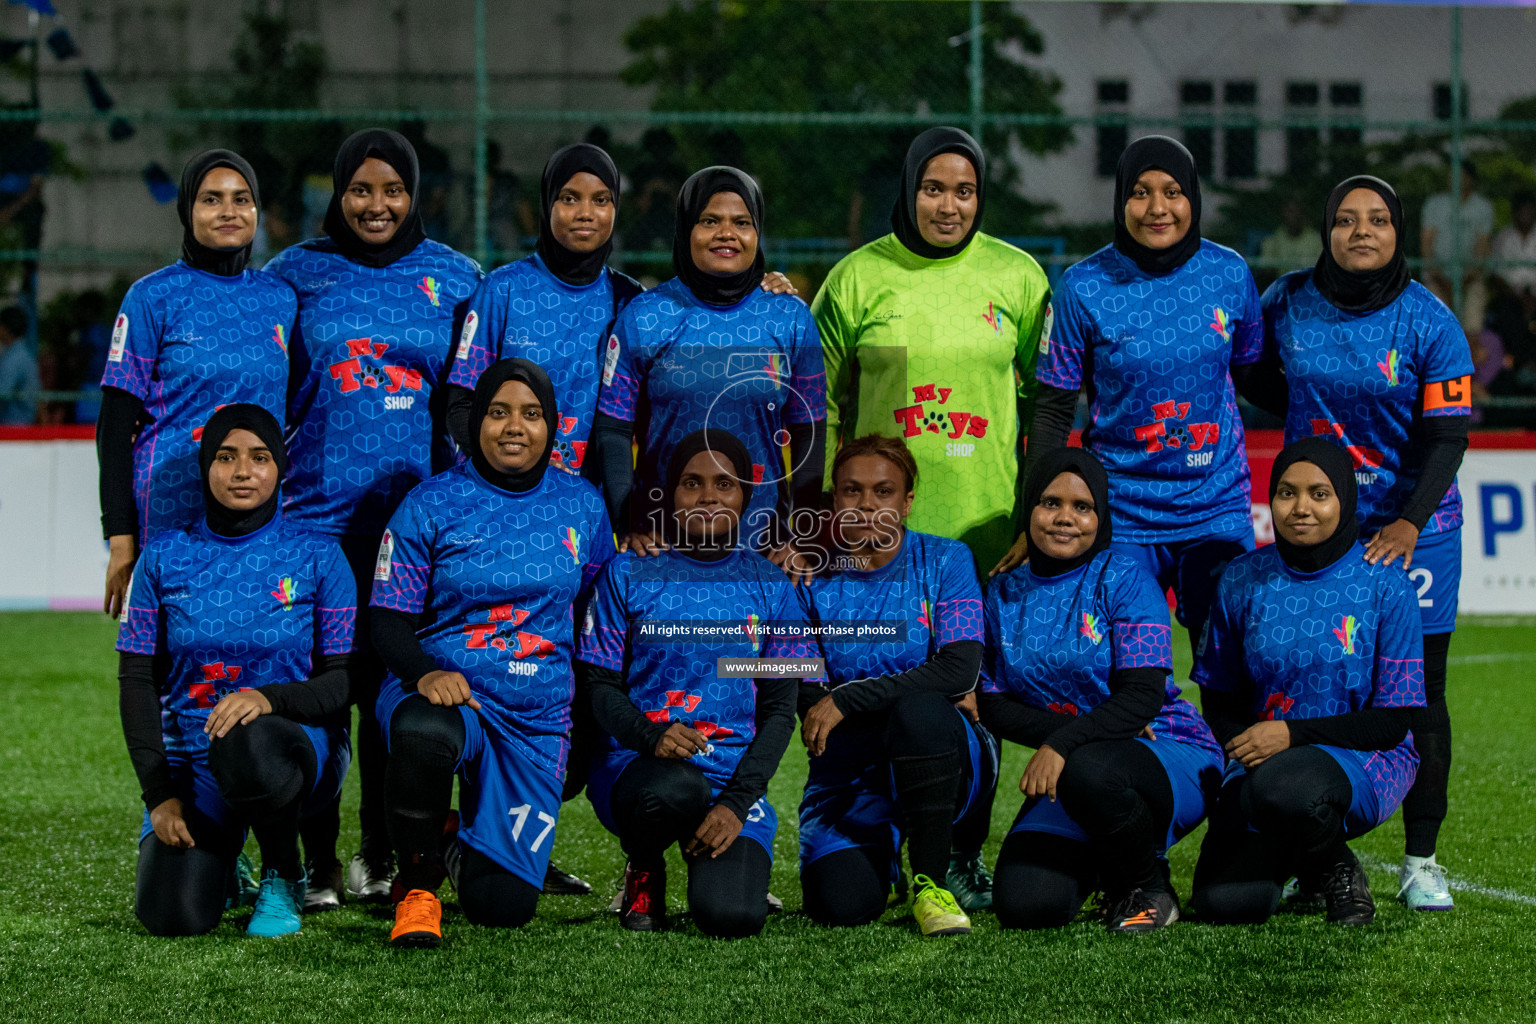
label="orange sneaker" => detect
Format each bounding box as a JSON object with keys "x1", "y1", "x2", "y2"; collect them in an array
[{"x1": 390, "y1": 888, "x2": 443, "y2": 948}]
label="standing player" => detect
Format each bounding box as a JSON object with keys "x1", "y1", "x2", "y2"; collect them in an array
[
  {"x1": 981, "y1": 448, "x2": 1221, "y2": 932},
  {"x1": 265, "y1": 128, "x2": 480, "y2": 909},
  {"x1": 370, "y1": 359, "x2": 613, "y2": 948},
  {"x1": 1000, "y1": 136, "x2": 1263, "y2": 659},
  {"x1": 117, "y1": 405, "x2": 354, "y2": 937},
  {"x1": 590, "y1": 166, "x2": 826, "y2": 556},
  {"x1": 578, "y1": 430, "x2": 804, "y2": 937},
  {"x1": 796, "y1": 435, "x2": 995, "y2": 937},
  {"x1": 1261, "y1": 174, "x2": 1471, "y2": 911},
  {"x1": 1191, "y1": 439, "x2": 1425, "y2": 927},
  {"x1": 99, "y1": 150, "x2": 294, "y2": 618}
]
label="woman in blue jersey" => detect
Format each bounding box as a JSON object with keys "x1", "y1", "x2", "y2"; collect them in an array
[
  {"x1": 577, "y1": 429, "x2": 805, "y2": 938},
  {"x1": 1191, "y1": 439, "x2": 1425, "y2": 927},
  {"x1": 795, "y1": 434, "x2": 995, "y2": 938},
  {"x1": 591, "y1": 166, "x2": 826, "y2": 559},
  {"x1": 999, "y1": 136, "x2": 1265, "y2": 653},
  {"x1": 99, "y1": 150, "x2": 294, "y2": 619},
  {"x1": 117, "y1": 405, "x2": 355, "y2": 938},
  {"x1": 1259, "y1": 176, "x2": 1471, "y2": 911},
  {"x1": 369, "y1": 359, "x2": 613, "y2": 949},
  {"x1": 982, "y1": 447, "x2": 1222, "y2": 933},
  {"x1": 264, "y1": 128, "x2": 481, "y2": 908}
]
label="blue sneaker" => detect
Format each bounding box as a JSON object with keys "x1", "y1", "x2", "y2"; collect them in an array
[
  {"x1": 247, "y1": 871, "x2": 307, "y2": 937},
  {"x1": 1398, "y1": 858, "x2": 1455, "y2": 911},
  {"x1": 226, "y1": 851, "x2": 261, "y2": 910}
]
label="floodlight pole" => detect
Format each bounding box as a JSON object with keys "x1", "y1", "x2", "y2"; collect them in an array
[
  {"x1": 473, "y1": 0, "x2": 490, "y2": 267},
  {"x1": 969, "y1": 0, "x2": 983, "y2": 143},
  {"x1": 1450, "y1": 4, "x2": 1464, "y2": 318}
]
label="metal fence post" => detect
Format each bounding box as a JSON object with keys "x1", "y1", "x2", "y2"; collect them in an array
[
  {"x1": 969, "y1": 0, "x2": 983, "y2": 143},
  {"x1": 1449, "y1": 4, "x2": 1464, "y2": 319},
  {"x1": 473, "y1": 0, "x2": 490, "y2": 267}
]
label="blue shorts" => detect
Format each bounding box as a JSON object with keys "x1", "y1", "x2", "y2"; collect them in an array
[
  {"x1": 1111, "y1": 528, "x2": 1254, "y2": 636},
  {"x1": 378, "y1": 683, "x2": 563, "y2": 890},
  {"x1": 1402, "y1": 527, "x2": 1460, "y2": 635},
  {"x1": 587, "y1": 749, "x2": 779, "y2": 860},
  {"x1": 798, "y1": 706, "x2": 1000, "y2": 872},
  {"x1": 1007, "y1": 734, "x2": 1220, "y2": 850},
  {"x1": 138, "y1": 722, "x2": 349, "y2": 844}
]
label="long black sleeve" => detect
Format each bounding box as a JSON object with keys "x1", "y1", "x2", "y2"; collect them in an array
[
  {"x1": 787, "y1": 419, "x2": 826, "y2": 518},
  {"x1": 591, "y1": 412, "x2": 635, "y2": 533},
  {"x1": 257, "y1": 654, "x2": 353, "y2": 722},
  {"x1": 98, "y1": 386, "x2": 146, "y2": 539},
  {"x1": 715, "y1": 676, "x2": 798, "y2": 819},
  {"x1": 370, "y1": 607, "x2": 440, "y2": 691},
  {"x1": 583, "y1": 659, "x2": 669, "y2": 754},
  {"x1": 1397, "y1": 416, "x2": 1470, "y2": 531},
  {"x1": 1199, "y1": 685, "x2": 1254, "y2": 749},
  {"x1": 446, "y1": 383, "x2": 475, "y2": 455},
  {"x1": 119, "y1": 652, "x2": 176, "y2": 811},
  {"x1": 1231, "y1": 359, "x2": 1290, "y2": 420},
  {"x1": 979, "y1": 691, "x2": 1075, "y2": 750},
  {"x1": 827, "y1": 640, "x2": 982, "y2": 718},
  {"x1": 1023, "y1": 383, "x2": 1077, "y2": 491},
  {"x1": 1285, "y1": 707, "x2": 1411, "y2": 752},
  {"x1": 1036, "y1": 666, "x2": 1167, "y2": 759}
]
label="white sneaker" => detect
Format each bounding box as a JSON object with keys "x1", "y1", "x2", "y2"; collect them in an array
[
  {"x1": 346, "y1": 852, "x2": 396, "y2": 904},
  {"x1": 1398, "y1": 857, "x2": 1455, "y2": 911}
]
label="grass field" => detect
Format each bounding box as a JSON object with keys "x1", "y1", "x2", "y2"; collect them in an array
[{"x1": 1, "y1": 611, "x2": 1533, "y2": 1024}]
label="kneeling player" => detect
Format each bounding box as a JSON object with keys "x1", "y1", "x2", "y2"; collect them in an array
[
  {"x1": 117, "y1": 406, "x2": 355, "y2": 937},
  {"x1": 796, "y1": 435, "x2": 995, "y2": 937},
  {"x1": 1191, "y1": 439, "x2": 1425, "y2": 927},
  {"x1": 981, "y1": 449, "x2": 1222, "y2": 933},
  {"x1": 370, "y1": 359, "x2": 614, "y2": 948},
  {"x1": 578, "y1": 431, "x2": 804, "y2": 938}
]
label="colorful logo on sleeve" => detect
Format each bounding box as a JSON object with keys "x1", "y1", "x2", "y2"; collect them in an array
[
  {"x1": 560, "y1": 527, "x2": 580, "y2": 563},
  {"x1": 1210, "y1": 306, "x2": 1232, "y2": 344},
  {"x1": 1134, "y1": 398, "x2": 1219, "y2": 460},
  {"x1": 270, "y1": 577, "x2": 297, "y2": 610},
  {"x1": 1079, "y1": 611, "x2": 1103, "y2": 644},
  {"x1": 418, "y1": 276, "x2": 441, "y2": 307},
  {"x1": 1262, "y1": 691, "x2": 1295, "y2": 721},
  {"x1": 109, "y1": 313, "x2": 129, "y2": 362},
  {"x1": 918, "y1": 599, "x2": 934, "y2": 635},
  {"x1": 744, "y1": 613, "x2": 762, "y2": 655},
  {"x1": 273, "y1": 324, "x2": 287, "y2": 354},
  {"x1": 983, "y1": 301, "x2": 1005, "y2": 336},
  {"x1": 1333, "y1": 615, "x2": 1359, "y2": 654},
  {"x1": 1377, "y1": 349, "x2": 1401, "y2": 386}
]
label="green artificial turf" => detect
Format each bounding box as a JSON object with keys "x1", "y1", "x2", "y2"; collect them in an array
[{"x1": 0, "y1": 612, "x2": 1532, "y2": 1023}]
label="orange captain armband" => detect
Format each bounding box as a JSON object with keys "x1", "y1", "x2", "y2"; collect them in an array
[{"x1": 1422, "y1": 375, "x2": 1472, "y2": 413}]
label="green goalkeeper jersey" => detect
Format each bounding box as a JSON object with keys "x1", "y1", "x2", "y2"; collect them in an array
[{"x1": 812, "y1": 231, "x2": 1050, "y2": 571}]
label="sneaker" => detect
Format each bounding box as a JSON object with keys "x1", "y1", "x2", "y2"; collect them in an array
[
  {"x1": 946, "y1": 851, "x2": 994, "y2": 913},
  {"x1": 304, "y1": 859, "x2": 344, "y2": 914},
  {"x1": 347, "y1": 851, "x2": 396, "y2": 904},
  {"x1": 911, "y1": 875, "x2": 971, "y2": 936},
  {"x1": 765, "y1": 891, "x2": 784, "y2": 915},
  {"x1": 247, "y1": 871, "x2": 306, "y2": 938},
  {"x1": 1322, "y1": 851, "x2": 1375, "y2": 926},
  {"x1": 543, "y1": 862, "x2": 593, "y2": 896},
  {"x1": 1282, "y1": 872, "x2": 1325, "y2": 909},
  {"x1": 226, "y1": 851, "x2": 261, "y2": 910},
  {"x1": 1398, "y1": 858, "x2": 1455, "y2": 912},
  {"x1": 390, "y1": 889, "x2": 443, "y2": 948},
  {"x1": 1106, "y1": 888, "x2": 1180, "y2": 933},
  {"x1": 618, "y1": 862, "x2": 666, "y2": 932}
]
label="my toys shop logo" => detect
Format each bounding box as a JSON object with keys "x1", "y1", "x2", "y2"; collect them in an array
[
  {"x1": 1134, "y1": 398, "x2": 1220, "y2": 467},
  {"x1": 894, "y1": 381, "x2": 988, "y2": 458},
  {"x1": 329, "y1": 337, "x2": 424, "y2": 410},
  {"x1": 463, "y1": 604, "x2": 557, "y2": 676}
]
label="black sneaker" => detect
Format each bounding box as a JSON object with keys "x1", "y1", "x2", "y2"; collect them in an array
[
  {"x1": 1106, "y1": 888, "x2": 1180, "y2": 933},
  {"x1": 543, "y1": 862, "x2": 594, "y2": 896},
  {"x1": 1322, "y1": 851, "x2": 1375, "y2": 926},
  {"x1": 618, "y1": 861, "x2": 667, "y2": 932},
  {"x1": 303, "y1": 858, "x2": 345, "y2": 913}
]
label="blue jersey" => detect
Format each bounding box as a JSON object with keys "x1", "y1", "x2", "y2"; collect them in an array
[
  {"x1": 267, "y1": 238, "x2": 481, "y2": 540},
  {"x1": 101, "y1": 262, "x2": 295, "y2": 545},
  {"x1": 1262, "y1": 273, "x2": 1474, "y2": 536},
  {"x1": 595, "y1": 280, "x2": 827, "y2": 543},
  {"x1": 982, "y1": 549, "x2": 1220, "y2": 756},
  {"x1": 577, "y1": 547, "x2": 810, "y2": 789},
  {"x1": 116, "y1": 515, "x2": 357, "y2": 759},
  {"x1": 1194, "y1": 543, "x2": 1425, "y2": 809},
  {"x1": 370, "y1": 462, "x2": 612, "y2": 776},
  {"x1": 1036, "y1": 241, "x2": 1262, "y2": 543},
  {"x1": 448, "y1": 255, "x2": 639, "y2": 472}
]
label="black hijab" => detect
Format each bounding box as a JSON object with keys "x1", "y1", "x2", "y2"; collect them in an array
[
  {"x1": 178, "y1": 149, "x2": 259, "y2": 277},
  {"x1": 673, "y1": 166, "x2": 765, "y2": 307},
  {"x1": 469, "y1": 358, "x2": 559, "y2": 494},
  {"x1": 1269, "y1": 437, "x2": 1360, "y2": 574},
  {"x1": 890, "y1": 126, "x2": 987, "y2": 260},
  {"x1": 198, "y1": 404, "x2": 288, "y2": 538},
  {"x1": 536, "y1": 143, "x2": 620, "y2": 287},
  {"x1": 1024, "y1": 447, "x2": 1113, "y2": 578},
  {"x1": 323, "y1": 128, "x2": 427, "y2": 269},
  {"x1": 1312, "y1": 175, "x2": 1411, "y2": 314},
  {"x1": 1113, "y1": 135, "x2": 1203, "y2": 276},
  {"x1": 664, "y1": 428, "x2": 755, "y2": 558}
]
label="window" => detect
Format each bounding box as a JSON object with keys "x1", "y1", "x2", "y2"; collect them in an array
[
  {"x1": 1224, "y1": 80, "x2": 1258, "y2": 179},
  {"x1": 1330, "y1": 82, "x2": 1364, "y2": 160},
  {"x1": 1433, "y1": 82, "x2": 1468, "y2": 121},
  {"x1": 1286, "y1": 80, "x2": 1321, "y2": 177},
  {"x1": 1096, "y1": 79, "x2": 1130, "y2": 178},
  {"x1": 1097, "y1": 80, "x2": 1129, "y2": 105},
  {"x1": 1180, "y1": 79, "x2": 1214, "y2": 177}
]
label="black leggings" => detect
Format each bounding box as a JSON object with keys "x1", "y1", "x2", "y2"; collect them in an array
[
  {"x1": 801, "y1": 691, "x2": 981, "y2": 927},
  {"x1": 1402, "y1": 631, "x2": 1452, "y2": 858},
  {"x1": 134, "y1": 806, "x2": 243, "y2": 937},
  {"x1": 1190, "y1": 745, "x2": 1354, "y2": 925},
  {"x1": 993, "y1": 739, "x2": 1175, "y2": 929},
  {"x1": 609, "y1": 756, "x2": 773, "y2": 939},
  {"x1": 207, "y1": 714, "x2": 319, "y2": 881},
  {"x1": 385, "y1": 696, "x2": 539, "y2": 928}
]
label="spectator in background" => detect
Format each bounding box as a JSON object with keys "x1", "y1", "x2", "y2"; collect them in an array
[
  {"x1": 0, "y1": 117, "x2": 50, "y2": 293},
  {"x1": 1421, "y1": 160, "x2": 1494, "y2": 338},
  {"x1": 1492, "y1": 190, "x2": 1536, "y2": 301},
  {"x1": 1258, "y1": 198, "x2": 1320, "y2": 289},
  {"x1": 624, "y1": 128, "x2": 686, "y2": 259},
  {"x1": 71, "y1": 291, "x2": 111, "y2": 424},
  {"x1": 1487, "y1": 192, "x2": 1536, "y2": 409},
  {"x1": 402, "y1": 121, "x2": 453, "y2": 244},
  {"x1": 484, "y1": 140, "x2": 528, "y2": 263},
  {"x1": 0, "y1": 306, "x2": 40, "y2": 426}
]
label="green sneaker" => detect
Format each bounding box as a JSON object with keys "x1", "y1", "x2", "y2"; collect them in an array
[
  {"x1": 946, "y1": 852, "x2": 993, "y2": 912},
  {"x1": 911, "y1": 875, "x2": 971, "y2": 936},
  {"x1": 226, "y1": 851, "x2": 261, "y2": 910}
]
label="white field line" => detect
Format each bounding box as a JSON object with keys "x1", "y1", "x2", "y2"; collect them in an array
[
  {"x1": 1448, "y1": 653, "x2": 1535, "y2": 665},
  {"x1": 1357, "y1": 855, "x2": 1536, "y2": 908}
]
